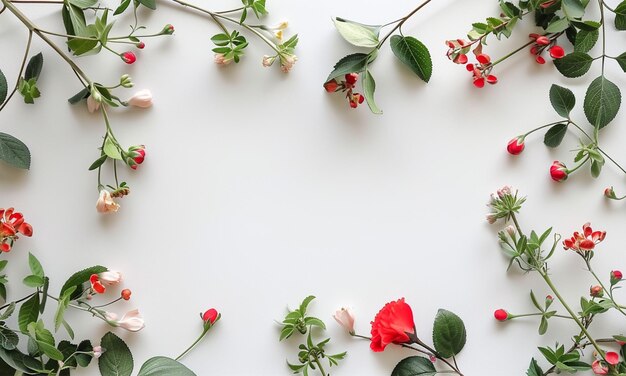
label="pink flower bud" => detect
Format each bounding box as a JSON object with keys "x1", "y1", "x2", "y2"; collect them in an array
[
  {"x1": 550, "y1": 161, "x2": 568, "y2": 182},
  {"x1": 121, "y1": 52, "x2": 136, "y2": 65},
  {"x1": 202, "y1": 308, "x2": 219, "y2": 324},
  {"x1": 611, "y1": 270, "x2": 623, "y2": 285},
  {"x1": 96, "y1": 190, "x2": 120, "y2": 214},
  {"x1": 214, "y1": 53, "x2": 232, "y2": 66},
  {"x1": 507, "y1": 137, "x2": 525, "y2": 155},
  {"x1": 455, "y1": 54, "x2": 468, "y2": 64},
  {"x1": 333, "y1": 307, "x2": 355, "y2": 335},
  {"x1": 505, "y1": 225, "x2": 516, "y2": 237},
  {"x1": 536, "y1": 36, "x2": 550, "y2": 45},
  {"x1": 136, "y1": 41, "x2": 145, "y2": 49},
  {"x1": 549, "y1": 45, "x2": 565, "y2": 59},
  {"x1": 590, "y1": 285, "x2": 603, "y2": 297},
  {"x1": 98, "y1": 271, "x2": 122, "y2": 285},
  {"x1": 127, "y1": 89, "x2": 153, "y2": 108},
  {"x1": 87, "y1": 95, "x2": 101, "y2": 113},
  {"x1": 93, "y1": 346, "x2": 104, "y2": 359},
  {"x1": 592, "y1": 360, "x2": 608, "y2": 374},
  {"x1": 494, "y1": 309, "x2": 509, "y2": 321}
]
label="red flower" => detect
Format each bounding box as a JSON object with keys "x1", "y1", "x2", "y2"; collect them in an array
[
  {"x1": 592, "y1": 360, "x2": 608, "y2": 375},
  {"x1": 605, "y1": 352, "x2": 619, "y2": 365},
  {"x1": 121, "y1": 51, "x2": 136, "y2": 64},
  {"x1": 494, "y1": 309, "x2": 509, "y2": 321},
  {"x1": 324, "y1": 79, "x2": 338, "y2": 93},
  {"x1": 90, "y1": 274, "x2": 106, "y2": 294},
  {"x1": 473, "y1": 77, "x2": 485, "y2": 88},
  {"x1": 349, "y1": 93, "x2": 364, "y2": 109},
  {"x1": 0, "y1": 208, "x2": 33, "y2": 252},
  {"x1": 507, "y1": 137, "x2": 525, "y2": 155},
  {"x1": 345, "y1": 73, "x2": 358, "y2": 86},
  {"x1": 370, "y1": 298, "x2": 416, "y2": 352},
  {"x1": 563, "y1": 222, "x2": 606, "y2": 252},
  {"x1": 536, "y1": 56, "x2": 546, "y2": 64},
  {"x1": 535, "y1": 36, "x2": 550, "y2": 46},
  {"x1": 202, "y1": 308, "x2": 219, "y2": 324},
  {"x1": 455, "y1": 54, "x2": 468, "y2": 64},
  {"x1": 550, "y1": 161, "x2": 568, "y2": 182},
  {"x1": 549, "y1": 45, "x2": 565, "y2": 59},
  {"x1": 476, "y1": 54, "x2": 491, "y2": 65}
]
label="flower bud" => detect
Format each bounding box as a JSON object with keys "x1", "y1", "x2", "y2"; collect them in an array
[
  {"x1": 127, "y1": 89, "x2": 153, "y2": 108},
  {"x1": 162, "y1": 24, "x2": 175, "y2": 35},
  {"x1": 345, "y1": 73, "x2": 358, "y2": 86},
  {"x1": 545, "y1": 295, "x2": 554, "y2": 308},
  {"x1": 136, "y1": 41, "x2": 145, "y2": 49},
  {"x1": 121, "y1": 51, "x2": 136, "y2": 65},
  {"x1": 121, "y1": 289, "x2": 132, "y2": 301},
  {"x1": 494, "y1": 309, "x2": 509, "y2": 321},
  {"x1": 333, "y1": 307, "x2": 355, "y2": 335},
  {"x1": 550, "y1": 161, "x2": 568, "y2": 182},
  {"x1": 549, "y1": 45, "x2": 564, "y2": 59},
  {"x1": 214, "y1": 53, "x2": 233, "y2": 66},
  {"x1": 536, "y1": 36, "x2": 550, "y2": 45},
  {"x1": 202, "y1": 308, "x2": 219, "y2": 324},
  {"x1": 611, "y1": 270, "x2": 623, "y2": 286},
  {"x1": 87, "y1": 95, "x2": 101, "y2": 114},
  {"x1": 120, "y1": 74, "x2": 134, "y2": 88},
  {"x1": 98, "y1": 271, "x2": 122, "y2": 285},
  {"x1": 604, "y1": 187, "x2": 617, "y2": 199},
  {"x1": 505, "y1": 225, "x2": 516, "y2": 237},
  {"x1": 324, "y1": 79, "x2": 339, "y2": 93},
  {"x1": 262, "y1": 55, "x2": 276, "y2": 67},
  {"x1": 93, "y1": 346, "x2": 104, "y2": 359},
  {"x1": 125, "y1": 145, "x2": 146, "y2": 170},
  {"x1": 476, "y1": 54, "x2": 491, "y2": 65},
  {"x1": 279, "y1": 54, "x2": 297, "y2": 73},
  {"x1": 497, "y1": 186, "x2": 511, "y2": 198},
  {"x1": 507, "y1": 136, "x2": 525, "y2": 155},
  {"x1": 590, "y1": 285, "x2": 603, "y2": 297}
]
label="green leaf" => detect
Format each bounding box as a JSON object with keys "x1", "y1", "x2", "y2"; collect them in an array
[
  {"x1": 616, "y1": 1, "x2": 626, "y2": 29},
  {"x1": 18, "y1": 294, "x2": 39, "y2": 333},
  {"x1": 326, "y1": 53, "x2": 374, "y2": 82},
  {"x1": 68, "y1": 0, "x2": 98, "y2": 8},
  {"x1": 89, "y1": 154, "x2": 108, "y2": 171},
  {"x1": 0, "y1": 132, "x2": 31, "y2": 169},
  {"x1": 538, "y1": 316, "x2": 548, "y2": 335},
  {"x1": 137, "y1": 357, "x2": 196, "y2": 376},
  {"x1": 432, "y1": 309, "x2": 467, "y2": 358},
  {"x1": 362, "y1": 70, "x2": 382, "y2": 114},
  {"x1": 390, "y1": 35, "x2": 432, "y2": 82},
  {"x1": 616, "y1": 52, "x2": 626, "y2": 72},
  {"x1": 99, "y1": 332, "x2": 133, "y2": 376},
  {"x1": 332, "y1": 18, "x2": 380, "y2": 48},
  {"x1": 546, "y1": 17, "x2": 570, "y2": 33},
  {"x1": 24, "y1": 53, "x2": 43, "y2": 82},
  {"x1": 138, "y1": 0, "x2": 157, "y2": 10},
  {"x1": 583, "y1": 76, "x2": 621, "y2": 128},
  {"x1": 68, "y1": 86, "x2": 90, "y2": 104},
  {"x1": 28, "y1": 253, "x2": 44, "y2": 278},
  {"x1": 574, "y1": 29, "x2": 598, "y2": 53},
  {"x1": 67, "y1": 38, "x2": 98, "y2": 56},
  {"x1": 0, "y1": 303, "x2": 15, "y2": 321},
  {"x1": 40, "y1": 277, "x2": 48, "y2": 314},
  {"x1": 391, "y1": 356, "x2": 436, "y2": 376},
  {"x1": 60, "y1": 265, "x2": 107, "y2": 300},
  {"x1": 544, "y1": 123, "x2": 568, "y2": 148},
  {"x1": 114, "y1": 0, "x2": 131, "y2": 15},
  {"x1": 0, "y1": 348, "x2": 36, "y2": 374},
  {"x1": 299, "y1": 295, "x2": 315, "y2": 314},
  {"x1": 562, "y1": 0, "x2": 585, "y2": 19},
  {"x1": 0, "y1": 327, "x2": 18, "y2": 350},
  {"x1": 54, "y1": 286, "x2": 75, "y2": 332},
  {"x1": 103, "y1": 137, "x2": 122, "y2": 160},
  {"x1": 554, "y1": 52, "x2": 593, "y2": 78},
  {"x1": 549, "y1": 84, "x2": 576, "y2": 118},
  {"x1": 22, "y1": 275, "x2": 44, "y2": 288},
  {"x1": 0, "y1": 69, "x2": 7, "y2": 104}
]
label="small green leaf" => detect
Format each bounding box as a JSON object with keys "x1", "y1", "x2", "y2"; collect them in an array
[
  {"x1": 549, "y1": 84, "x2": 576, "y2": 118},
  {"x1": 544, "y1": 123, "x2": 568, "y2": 148},
  {"x1": 538, "y1": 316, "x2": 548, "y2": 335},
  {"x1": 60, "y1": 265, "x2": 107, "y2": 300},
  {"x1": 554, "y1": 52, "x2": 593, "y2": 78},
  {"x1": 0, "y1": 69, "x2": 8, "y2": 105},
  {"x1": 432, "y1": 309, "x2": 467, "y2": 358},
  {"x1": 0, "y1": 327, "x2": 18, "y2": 350},
  {"x1": 562, "y1": 0, "x2": 585, "y2": 19},
  {"x1": 99, "y1": 332, "x2": 133, "y2": 376},
  {"x1": 0, "y1": 303, "x2": 15, "y2": 321},
  {"x1": 24, "y1": 53, "x2": 43, "y2": 82},
  {"x1": 325, "y1": 53, "x2": 375, "y2": 82},
  {"x1": 390, "y1": 35, "x2": 432, "y2": 82},
  {"x1": 89, "y1": 154, "x2": 108, "y2": 171},
  {"x1": 68, "y1": 0, "x2": 98, "y2": 8},
  {"x1": 114, "y1": 0, "x2": 131, "y2": 15},
  {"x1": 574, "y1": 29, "x2": 598, "y2": 53},
  {"x1": 362, "y1": 70, "x2": 382, "y2": 114},
  {"x1": 615, "y1": 52, "x2": 626, "y2": 73},
  {"x1": 0, "y1": 133, "x2": 31, "y2": 169},
  {"x1": 137, "y1": 357, "x2": 196, "y2": 376},
  {"x1": 332, "y1": 18, "x2": 380, "y2": 48},
  {"x1": 28, "y1": 253, "x2": 44, "y2": 278},
  {"x1": 18, "y1": 294, "x2": 39, "y2": 333},
  {"x1": 583, "y1": 76, "x2": 621, "y2": 128},
  {"x1": 391, "y1": 356, "x2": 436, "y2": 376},
  {"x1": 22, "y1": 275, "x2": 44, "y2": 288},
  {"x1": 527, "y1": 358, "x2": 544, "y2": 376},
  {"x1": 103, "y1": 137, "x2": 123, "y2": 160},
  {"x1": 137, "y1": 0, "x2": 156, "y2": 9}
]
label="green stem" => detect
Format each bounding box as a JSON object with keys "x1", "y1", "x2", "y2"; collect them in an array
[
  {"x1": 568, "y1": 156, "x2": 590, "y2": 174},
  {"x1": 523, "y1": 121, "x2": 566, "y2": 137},
  {"x1": 215, "y1": 14, "x2": 280, "y2": 53},
  {"x1": 0, "y1": 292, "x2": 36, "y2": 310},
  {"x1": 585, "y1": 260, "x2": 626, "y2": 318},
  {"x1": 491, "y1": 40, "x2": 534, "y2": 67},
  {"x1": 312, "y1": 353, "x2": 328, "y2": 376},
  {"x1": 414, "y1": 339, "x2": 464, "y2": 376},
  {"x1": 510, "y1": 312, "x2": 574, "y2": 320},
  {"x1": 0, "y1": 29, "x2": 32, "y2": 112},
  {"x1": 175, "y1": 328, "x2": 210, "y2": 361},
  {"x1": 376, "y1": 0, "x2": 434, "y2": 49}
]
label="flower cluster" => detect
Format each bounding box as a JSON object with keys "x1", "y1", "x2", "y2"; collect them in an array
[
  {"x1": 324, "y1": 73, "x2": 365, "y2": 109},
  {"x1": 528, "y1": 33, "x2": 564, "y2": 65},
  {"x1": 562, "y1": 222, "x2": 606, "y2": 255},
  {"x1": 0, "y1": 207, "x2": 33, "y2": 252}
]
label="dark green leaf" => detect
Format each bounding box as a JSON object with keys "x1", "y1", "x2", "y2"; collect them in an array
[
  {"x1": 68, "y1": 0, "x2": 98, "y2": 8},
  {"x1": 68, "y1": 86, "x2": 90, "y2": 104},
  {"x1": 616, "y1": 1, "x2": 626, "y2": 29},
  {"x1": 0, "y1": 133, "x2": 31, "y2": 169},
  {"x1": 326, "y1": 53, "x2": 374, "y2": 82},
  {"x1": 99, "y1": 332, "x2": 133, "y2": 376},
  {"x1": 574, "y1": 30, "x2": 598, "y2": 53},
  {"x1": 616, "y1": 52, "x2": 626, "y2": 72},
  {"x1": 584, "y1": 76, "x2": 621, "y2": 128},
  {"x1": 89, "y1": 155, "x2": 108, "y2": 171},
  {"x1": 0, "y1": 327, "x2": 18, "y2": 350},
  {"x1": 554, "y1": 52, "x2": 593, "y2": 77},
  {"x1": 362, "y1": 70, "x2": 382, "y2": 114},
  {"x1": 137, "y1": 0, "x2": 156, "y2": 9},
  {"x1": 544, "y1": 123, "x2": 568, "y2": 147},
  {"x1": 390, "y1": 35, "x2": 432, "y2": 82},
  {"x1": 137, "y1": 357, "x2": 196, "y2": 376},
  {"x1": 60, "y1": 265, "x2": 107, "y2": 300},
  {"x1": 549, "y1": 84, "x2": 576, "y2": 118},
  {"x1": 391, "y1": 356, "x2": 436, "y2": 376},
  {"x1": 432, "y1": 309, "x2": 466, "y2": 358},
  {"x1": 114, "y1": 0, "x2": 131, "y2": 15},
  {"x1": 18, "y1": 294, "x2": 39, "y2": 333},
  {"x1": 0, "y1": 69, "x2": 8, "y2": 105},
  {"x1": 24, "y1": 53, "x2": 43, "y2": 82}
]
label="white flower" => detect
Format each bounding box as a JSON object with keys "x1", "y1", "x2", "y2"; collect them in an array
[
  {"x1": 262, "y1": 55, "x2": 276, "y2": 67},
  {"x1": 127, "y1": 89, "x2": 153, "y2": 108},
  {"x1": 106, "y1": 309, "x2": 145, "y2": 332},
  {"x1": 96, "y1": 190, "x2": 120, "y2": 214},
  {"x1": 98, "y1": 271, "x2": 122, "y2": 285},
  {"x1": 280, "y1": 54, "x2": 297, "y2": 73},
  {"x1": 333, "y1": 307, "x2": 355, "y2": 335},
  {"x1": 214, "y1": 53, "x2": 233, "y2": 66},
  {"x1": 87, "y1": 95, "x2": 101, "y2": 113}
]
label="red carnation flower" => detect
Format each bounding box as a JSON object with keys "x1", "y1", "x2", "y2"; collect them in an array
[{"x1": 370, "y1": 298, "x2": 416, "y2": 352}]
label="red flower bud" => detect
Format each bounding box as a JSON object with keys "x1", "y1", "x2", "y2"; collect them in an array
[
  {"x1": 455, "y1": 54, "x2": 468, "y2": 64},
  {"x1": 549, "y1": 45, "x2": 565, "y2": 59},
  {"x1": 136, "y1": 42, "x2": 145, "y2": 49},
  {"x1": 465, "y1": 63, "x2": 475, "y2": 71},
  {"x1": 121, "y1": 51, "x2": 136, "y2": 65},
  {"x1": 473, "y1": 77, "x2": 485, "y2": 88},
  {"x1": 0, "y1": 243, "x2": 10, "y2": 252},
  {"x1": 162, "y1": 24, "x2": 175, "y2": 35},
  {"x1": 121, "y1": 289, "x2": 132, "y2": 300},
  {"x1": 507, "y1": 137, "x2": 525, "y2": 155},
  {"x1": 550, "y1": 161, "x2": 568, "y2": 182},
  {"x1": 536, "y1": 56, "x2": 546, "y2": 64},
  {"x1": 494, "y1": 309, "x2": 509, "y2": 321},
  {"x1": 324, "y1": 79, "x2": 339, "y2": 93},
  {"x1": 604, "y1": 187, "x2": 617, "y2": 199},
  {"x1": 476, "y1": 54, "x2": 491, "y2": 65},
  {"x1": 611, "y1": 270, "x2": 623, "y2": 285},
  {"x1": 530, "y1": 46, "x2": 538, "y2": 55},
  {"x1": 536, "y1": 36, "x2": 550, "y2": 45},
  {"x1": 202, "y1": 308, "x2": 219, "y2": 324},
  {"x1": 590, "y1": 285, "x2": 603, "y2": 297},
  {"x1": 345, "y1": 73, "x2": 359, "y2": 86},
  {"x1": 486, "y1": 75, "x2": 498, "y2": 84}
]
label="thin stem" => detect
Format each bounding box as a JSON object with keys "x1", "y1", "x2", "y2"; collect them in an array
[
  {"x1": 175, "y1": 328, "x2": 210, "y2": 361},
  {"x1": 491, "y1": 40, "x2": 534, "y2": 67},
  {"x1": 168, "y1": 0, "x2": 229, "y2": 34},
  {"x1": 510, "y1": 312, "x2": 574, "y2": 320},
  {"x1": 511, "y1": 213, "x2": 523, "y2": 237},
  {"x1": 523, "y1": 121, "x2": 567, "y2": 137},
  {"x1": 568, "y1": 156, "x2": 590, "y2": 174},
  {"x1": 0, "y1": 29, "x2": 32, "y2": 112},
  {"x1": 352, "y1": 334, "x2": 433, "y2": 357},
  {"x1": 585, "y1": 260, "x2": 626, "y2": 317},
  {"x1": 377, "y1": 0, "x2": 434, "y2": 49},
  {"x1": 313, "y1": 355, "x2": 328, "y2": 376},
  {"x1": 215, "y1": 14, "x2": 280, "y2": 53},
  {"x1": 598, "y1": 0, "x2": 606, "y2": 75},
  {"x1": 214, "y1": 6, "x2": 244, "y2": 14},
  {"x1": 415, "y1": 339, "x2": 464, "y2": 376},
  {"x1": 0, "y1": 292, "x2": 36, "y2": 310},
  {"x1": 8, "y1": 0, "x2": 64, "y2": 3}
]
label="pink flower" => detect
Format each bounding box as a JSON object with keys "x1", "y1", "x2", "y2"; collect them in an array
[
  {"x1": 549, "y1": 45, "x2": 565, "y2": 59},
  {"x1": 279, "y1": 54, "x2": 297, "y2": 73},
  {"x1": 93, "y1": 346, "x2": 104, "y2": 359},
  {"x1": 127, "y1": 89, "x2": 153, "y2": 108},
  {"x1": 563, "y1": 223, "x2": 606, "y2": 252},
  {"x1": 333, "y1": 307, "x2": 355, "y2": 335},
  {"x1": 494, "y1": 309, "x2": 509, "y2": 321},
  {"x1": 98, "y1": 271, "x2": 122, "y2": 285},
  {"x1": 121, "y1": 51, "x2": 136, "y2": 64},
  {"x1": 96, "y1": 190, "x2": 120, "y2": 214},
  {"x1": 106, "y1": 309, "x2": 145, "y2": 332},
  {"x1": 592, "y1": 360, "x2": 608, "y2": 374},
  {"x1": 87, "y1": 95, "x2": 101, "y2": 113},
  {"x1": 214, "y1": 53, "x2": 232, "y2": 66},
  {"x1": 262, "y1": 55, "x2": 276, "y2": 67},
  {"x1": 507, "y1": 137, "x2": 525, "y2": 155},
  {"x1": 550, "y1": 161, "x2": 568, "y2": 182},
  {"x1": 605, "y1": 352, "x2": 619, "y2": 365}
]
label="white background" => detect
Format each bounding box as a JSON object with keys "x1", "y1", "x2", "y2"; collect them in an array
[{"x1": 1, "y1": 0, "x2": 625, "y2": 374}]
